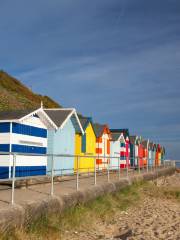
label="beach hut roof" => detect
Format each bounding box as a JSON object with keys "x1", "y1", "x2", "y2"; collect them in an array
[
  {"x1": 78, "y1": 117, "x2": 97, "y2": 136},
  {"x1": 129, "y1": 135, "x2": 137, "y2": 144},
  {"x1": 0, "y1": 107, "x2": 57, "y2": 130},
  {"x1": 153, "y1": 143, "x2": 161, "y2": 150},
  {"x1": 137, "y1": 136, "x2": 143, "y2": 144},
  {"x1": 161, "y1": 146, "x2": 165, "y2": 154},
  {"x1": 93, "y1": 123, "x2": 110, "y2": 138},
  {"x1": 0, "y1": 109, "x2": 37, "y2": 120},
  {"x1": 44, "y1": 109, "x2": 72, "y2": 127},
  {"x1": 110, "y1": 132, "x2": 123, "y2": 141},
  {"x1": 79, "y1": 117, "x2": 92, "y2": 130},
  {"x1": 111, "y1": 132, "x2": 121, "y2": 141},
  {"x1": 110, "y1": 128, "x2": 129, "y2": 139},
  {"x1": 153, "y1": 143, "x2": 157, "y2": 149},
  {"x1": 142, "y1": 140, "x2": 148, "y2": 148},
  {"x1": 149, "y1": 142, "x2": 154, "y2": 149},
  {"x1": 93, "y1": 123, "x2": 105, "y2": 137},
  {"x1": 44, "y1": 108, "x2": 84, "y2": 134}
]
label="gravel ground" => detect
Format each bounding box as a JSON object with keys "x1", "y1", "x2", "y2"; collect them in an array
[{"x1": 63, "y1": 173, "x2": 180, "y2": 240}]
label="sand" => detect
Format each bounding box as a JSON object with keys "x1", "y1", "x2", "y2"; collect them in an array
[{"x1": 64, "y1": 173, "x2": 180, "y2": 240}]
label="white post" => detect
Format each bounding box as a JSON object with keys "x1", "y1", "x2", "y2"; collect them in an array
[
  {"x1": 76, "y1": 156, "x2": 79, "y2": 190},
  {"x1": 133, "y1": 145, "x2": 135, "y2": 174},
  {"x1": 138, "y1": 156, "x2": 141, "y2": 174},
  {"x1": 94, "y1": 157, "x2": 96, "y2": 185},
  {"x1": 9, "y1": 122, "x2": 13, "y2": 178},
  {"x1": 11, "y1": 154, "x2": 16, "y2": 205},
  {"x1": 118, "y1": 157, "x2": 120, "y2": 180},
  {"x1": 51, "y1": 155, "x2": 54, "y2": 196},
  {"x1": 126, "y1": 156, "x2": 129, "y2": 178},
  {"x1": 147, "y1": 140, "x2": 149, "y2": 172},
  {"x1": 173, "y1": 160, "x2": 176, "y2": 168},
  {"x1": 107, "y1": 157, "x2": 110, "y2": 182}
]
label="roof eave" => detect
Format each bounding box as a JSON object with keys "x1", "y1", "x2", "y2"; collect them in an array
[
  {"x1": 0, "y1": 119, "x2": 19, "y2": 123},
  {"x1": 19, "y1": 108, "x2": 58, "y2": 130},
  {"x1": 59, "y1": 109, "x2": 84, "y2": 135}
]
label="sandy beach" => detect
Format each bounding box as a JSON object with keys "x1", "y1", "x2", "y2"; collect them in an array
[{"x1": 63, "y1": 173, "x2": 180, "y2": 240}]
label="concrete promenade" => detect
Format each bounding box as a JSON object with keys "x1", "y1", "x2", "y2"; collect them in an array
[{"x1": 0, "y1": 169, "x2": 133, "y2": 209}]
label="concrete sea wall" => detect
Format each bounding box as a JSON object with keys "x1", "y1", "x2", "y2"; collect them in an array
[{"x1": 0, "y1": 167, "x2": 175, "y2": 233}]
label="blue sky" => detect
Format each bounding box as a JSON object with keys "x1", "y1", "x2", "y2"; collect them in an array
[{"x1": 0, "y1": 0, "x2": 180, "y2": 159}]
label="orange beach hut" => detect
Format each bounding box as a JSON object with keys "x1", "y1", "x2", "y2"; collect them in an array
[
  {"x1": 142, "y1": 140, "x2": 149, "y2": 167},
  {"x1": 93, "y1": 123, "x2": 111, "y2": 170},
  {"x1": 138, "y1": 137, "x2": 144, "y2": 168}
]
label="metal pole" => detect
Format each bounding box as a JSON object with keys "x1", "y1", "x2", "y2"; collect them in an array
[
  {"x1": 146, "y1": 160, "x2": 148, "y2": 172},
  {"x1": 118, "y1": 157, "x2": 120, "y2": 180},
  {"x1": 147, "y1": 140, "x2": 149, "y2": 172},
  {"x1": 76, "y1": 156, "x2": 79, "y2": 190},
  {"x1": 126, "y1": 156, "x2": 128, "y2": 178},
  {"x1": 94, "y1": 157, "x2": 96, "y2": 185},
  {"x1": 107, "y1": 157, "x2": 110, "y2": 182},
  {"x1": 11, "y1": 154, "x2": 16, "y2": 205},
  {"x1": 173, "y1": 160, "x2": 176, "y2": 168},
  {"x1": 126, "y1": 164, "x2": 128, "y2": 178},
  {"x1": 133, "y1": 145, "x2": 135, "y2": 174},
  {"x1": 51, "y1": 155, "x2": 54, "y2": 196},
  {"x1": 138, "y1": 157, "x2": 141, "y2": 174}
]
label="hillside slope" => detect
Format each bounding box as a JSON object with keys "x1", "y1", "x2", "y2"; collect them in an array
[{"x1": 0, "y1": 70, "x2": 61, "y2": 111}]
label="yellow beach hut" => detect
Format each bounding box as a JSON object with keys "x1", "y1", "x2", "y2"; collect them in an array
[{"x1": 75, "y1": 117, "x2": 96, "y2": 173}]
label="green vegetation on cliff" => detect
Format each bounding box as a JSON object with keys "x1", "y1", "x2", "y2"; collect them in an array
[{"x1": 0, "y1": 70, "x2": 61, "y2": 111}]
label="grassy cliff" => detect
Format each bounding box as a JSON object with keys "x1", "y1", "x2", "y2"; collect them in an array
[{"x1": 0, "y1": 70, "x2": 61, "y2": 111}]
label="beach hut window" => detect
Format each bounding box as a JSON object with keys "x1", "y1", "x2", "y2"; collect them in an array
[{"x1": 82, "y1": 133, "x2": 86, "y2": 153}]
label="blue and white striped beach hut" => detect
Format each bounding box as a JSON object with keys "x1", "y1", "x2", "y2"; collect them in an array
[{"x1": 0, "y1": 108, "x2": 56, "y2": 178}]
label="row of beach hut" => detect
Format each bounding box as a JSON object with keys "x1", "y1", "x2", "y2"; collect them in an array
[{"x1": 0, "y1": 107, "x2": 165, "y2": 178}]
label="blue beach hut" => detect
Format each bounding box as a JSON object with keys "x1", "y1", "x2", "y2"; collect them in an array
[
  {"x1": 129, "y1": 136, "x2": 139, "y2": 167},
  {"x1": 148, "y1": 142, "x2": 154, "y2": 166},
  {"x1": 44, "y1": 108, "x2": 84, "y2": 175},
  {"x1": 151, "y1": 144, "x2": 156, "y2": 166}
]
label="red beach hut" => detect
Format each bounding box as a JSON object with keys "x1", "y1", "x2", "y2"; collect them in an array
[
  {"x1": 111, "y1": 129, "x2": 130, "y2": 168},
  {"x1": 138, "y1": 137, "x2": 144, "y2": 168}
]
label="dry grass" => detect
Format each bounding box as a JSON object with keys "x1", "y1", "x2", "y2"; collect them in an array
[{"x1": 144, "y1": 182, "x2": 180, "y2": 201}]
